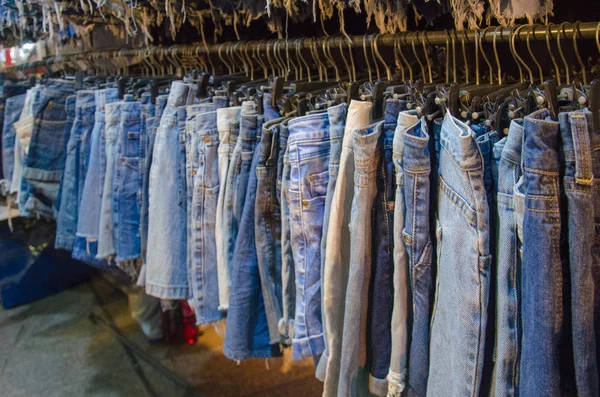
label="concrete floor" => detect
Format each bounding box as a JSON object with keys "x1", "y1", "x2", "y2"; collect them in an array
[{"x1": 0, "y1": 277, "x2": 323, "y2": 397}]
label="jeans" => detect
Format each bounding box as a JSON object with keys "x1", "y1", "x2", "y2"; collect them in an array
[
  {"x1": 55, "y1": 90, "x2": 95, "y2": 250},
  {"x1": 401, "y1": 117, "x2": 434, "y2": 397},
  {"x1": 146, "y1": 82, "x2": 198, "y2": 299},
  {"x1": 1, "y1": 93, "x2": 26, "y2": 184},
  {"x1": 278, "y1": 119, "x2": 296, "y2": 344},
  {"x1": 215, "y1": 106, "x2": 241, "y2": 311},
  {"x1": 493, "y1": 119, "x2": 524, "y2": 397},
  {"x1": 388, "y1": 110, "x2": 419, "y2": 397},
  {"x1": 263, "y1": 92, "x2": 281, "y2": 122},
  {"x1": 188, "y1": 110, "x2": 224, "y2": 324},
  {"x1": 338, "y1": 121, "x2": 384, "y2": 397},
  {"x1": 288, "y1": 112, "x2": 332, "y2": 360},
  {"x1": 559, "y1": 110, "x2": 599, "y2": 397},
  {"x1": 76, "y1": 89, "x2": 119, "y2": 242},
  {"x1": 364, "y1": 99, "x2": 401, "y2": 396},
  {"x1": 219, "y1": 102, "x2": 257, "y2": 311},
  {"x1": 517, "y1": 109, "x2": 562, "y2": 397},
  {"x1": 112, "y1": 100, "x2": 143, "y2": 275},
  {"x1": 427, "y1": 112, "x2": 490, "y2": 397},
  {"x1": 55, "y1": 95, "x2": 76, "y2": 216},
  {"x1": 22, "y1": 80, "x2": 74, "y2": 217},
  {"x1": 255, "y1": 117, "x2": 286, "y2": 343},
  {"x1": 97, "y1": 102, "x2": 121, "y2": 260},
  {"x1": 224, "y1": 113, "x2": 278, "y2": 360},
  {"x1": 321, "y1": 100, "x2": 372, "y2": 396}
]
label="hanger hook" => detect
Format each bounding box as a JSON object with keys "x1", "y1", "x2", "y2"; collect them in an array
[
  {"x1": 459, "y1": 30, "x2": 470, "y2": 84},
  {"x1": 398, "y1": 33, "x2": 413, "y2": 81},
  {"x1": 412, "y1": 31, "x2": 427, "y2": 83},
  {"x1": 509, "y1": 25, "x2": 528, "y2": 83},
  {"x1": 526, "y1": 25, "x2": 544, "y2": 83},
  {"x1": 369, "y1": 34, "x2": 381, "y2": 81},
  {"x1": 421, "y1": 31, "x2": 433, "y2": 83},
  {"x1": 557, "y1": 22, "x2": 571, "y2": 85},
  {"x1": 373, "y1": 33, "x2": 392, "y2": 81},
  {"x1": 545, "y1": 23, "x2": 561, "y2": 85},
  {"x1": 298, "y1": 39, "x2": 311, "y2": 81},
  {"x1": 363, "y1": 34, "x2": 373, "y2": 82},
  {"x1": 450, "y1": 30, "x2": 457, "y2": 83},
  {"x1": 572, "y1": 21, "x2": 587, "y2": 85},
  {"x1": 596, "y1": 21, "x2": 600, "y2": 54},
  {"x1": 480, "y1": 27, "x2": 494, "y2": 85},
  {"x1": 492, "y1": 26, "x2": 502, "y2": 85}
]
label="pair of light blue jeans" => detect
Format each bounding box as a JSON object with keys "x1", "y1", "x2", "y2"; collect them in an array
[
  {"x1": 146, "y1": 82, "x2": 198, "y2": 299},
  {"x1": 427, "y1": 111, "x2": 490, "y2": 397}
]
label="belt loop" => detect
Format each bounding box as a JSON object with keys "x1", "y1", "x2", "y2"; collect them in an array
[{"x1": 570, "y1": 113, "x2": 593, "y2": 185}]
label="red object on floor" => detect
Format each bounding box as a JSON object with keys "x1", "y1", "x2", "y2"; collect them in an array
[
  {"x1": 4, "y1": 48, "x2": 11, "y2": 66},
  {"x1": 181, "y1": 301, "x2": 198, "y2": 345},
  {"x1": 160, "y1": 301, "x2": 198, "y2": 344}
]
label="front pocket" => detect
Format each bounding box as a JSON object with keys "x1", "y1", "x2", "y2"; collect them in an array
[{"x1": 308, "y1": 170, "x2": 329, "y2": 198}]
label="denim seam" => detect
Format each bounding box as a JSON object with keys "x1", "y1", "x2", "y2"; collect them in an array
[{"x1": 522, "y1": 166, "x2": 559, "y2": 176}]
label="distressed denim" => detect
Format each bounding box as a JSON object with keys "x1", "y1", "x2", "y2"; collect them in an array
[
  {"x1": 263, "y1": 92, "x2": 281, "y2": 122},
  {"x1": 22, "y1": 80, "x2": 74, "y2": 217},
  {"x1": 219, "y1": 101, "x2": 257, "y2": 311},
  {"x1": 278, "y1": 119, "x2": 295, "y2": 345},
  {"x1": 224, "y1": 114, "x2": 279, "y2": 360},
  {"x1": 493, "y1": 119, "x2": 524, "y2": 397},
  {"x1": 111, "y1": 100, "x2": 143, "y2": 275},
  {"x1": 55, "y1": 90, "x2": 95, "y2": 250},
  {"x1": 97, "y1": 102, "x2": 121, "y2": 260},
  {"x1": 288, "y1": 112, "x2": 331, "y2": 360},
  {"x1": 146, "y1": 82, "x2": 198, "y2": 299},
  {"x1": 55, "y1": 95, "x2": 76, "y2": 215},
  {"x1": 1, "y1": 94, "x2": 25, "y2": 184},
  {"x1": 427, "y1": 112, "x2": 490, "y2": 397},
  {"x1": 388, "y1": 110, "x2": 419, "y2": 397},
  {"x1": 593, "y1": 116, "x2": 600, "y2": 389},
  {"x1": 517, "y1": 109, "x2": 562, "y2": 397},
  {"x1": 559, "y1": 111, "x2": 599, "y2": 397},
  {"x1": 76, "y1": 89, "x2": 119, "y2": 242},
  {"x1": 255, "y1": 117, "x2": 286, "y2": 343},
  {"x1": 367, "y1": 99, "x2": 400, "y2": 397},
  {"x1": 215, "y1": 106, "x2": 241, "y2": 311},
  {"x1": 321, "y1": 100, "x2": 372, "y2": 396},
  {"x1": 188, "y1": 110, "x2": 224, "y2": 324},
  {"x1": 338, "y1": 121, "x2": 384, "y2": 397},
  {"x1": 401, "y1": 117, "x2": 434, "y2": 397}
]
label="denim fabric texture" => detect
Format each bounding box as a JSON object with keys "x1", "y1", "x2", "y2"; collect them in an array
[
  {"x1": 559, "y1": 111, "x2": 599, "y2": 397},
  {"x1": 517, "y1": 108, "x2": 562, "y2": 397},
  {"x1": 139, "y1": 95, "x2": 157, "y2": 264},
  {"x1": 1, "y1": 94, "x2": 25, "y2": 184},
  {"x1": 219, "y1": 101, "x2": 258, "y2": 311},
  {"x1": 321, "y1": 100, "x2": 372, "y2": 395},
  {"x1": 263, "y1": 92, "x2": 281, "y2": 123},
  {"x1": 388, "y1": 110, "x2": 419, "y2": 397},
  {"x1": 255, "y1": 117, "x2": 285, "y2": 343},
  {"x1": 55, "y1": 90, "x2": 95, "y2": 250},
  {"x1": 493, "y1": 119, "x2": 524, "y2": 397},
  {"x1": 188, "y1": 110, "x2": 225, "y2": 325},
  {"x1": 55, "y1": 95, "x2": 77, "y2": 215},
  {"x1": 224, "y1": 113, "x2": 279, "y2": 360},
  {"x1": 592, "y1": 116, "x2": 600, "y2": 390},
  {"x1": 146, "y1": 82, "x2": 198, "y2": 299},
  {"x1": 278, "y1": 119, "x2": 296, "y2": 345},
  {"x1": 22, "y1": 80, "x2": 74, "y2": 217},
  {"x1": 287, "y1": 112, "x2": 332, "y2": 360},
  {"x1": 215, "y1": 106, "x2": 241, "y2": 311},
  {"x1": 402, "y1": 117, "x2": 434, "y2": 397},
  {"x1": 97, "y1": 102, "x2": 121, "y2": 260},
  {"x1": 427, "y1": 111, "x2": 490, "y2": 397},
  {"x1": 367, "y1": 99, "x2": 401, "y2": 396},
  {"x1": 112, "y1": 100, "x2": 143, "y2": 275},
  {"x1": 338, "y1": 121, "x2": 384, "y2": 397}
]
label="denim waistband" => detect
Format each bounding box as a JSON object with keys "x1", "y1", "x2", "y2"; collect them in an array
[
  {"x1": 195, "y1": 111, "x2": 218, "y2": 135},
  {"x1": 95, "y1": 88, "x2": 119, "y2": 113},
  {"x1": 259, "y1": 118, "x2": 284, "y2": 165},
  {"x1": 75, "y1": 90, "x2": 96, "y2": 110},
  {"x1": 385, "y1": 98, "x2": 409, "y2": 124},
  {"x1": 501, "y1": 119, "x2": 524, "y2": 165},
  {"x1": 353, "y1": 120, "x2": 384, "y2": 166},
  {"x1": 440, "y1": 111, "x2": 482, "y2": 171},
  {"x1": 66, "y1": 95, "x2": 77, "y2": 118},
  {"x1": 43, "y1": 79, "x2": 75, "y2": 98},
  {"x1": 403, "y1": 118, "x2": 430, "y2": 173},
  {"x1": 559, "y1": 110, "x2": 593, "y2": 182},
  {"x1": 120, "y1": 101, "x2": 141, "y2": 122},
  {"x1": 279, "y1": 120, "x2": 290, "y2": 151},
  {"x1": 240, "y1": 112, "x2": 259, "y2": 142},
  {"x1": 522, "y1": 108, "x2": 560, "y2": 173},
  {"x1": 241, "y1": 100, "x2": 257, "y2": 115},
  {"x1": 288, "y1": 112, "x2": 330, "y2": 145},
  {"x1": 168, "y1": 81, "x2": 198, "y2": 108},
  {"x1": 217, "y1": 106, "x2": 241, "y2": 134},
  {"x1": 105, "y1": 102, "x2": 121, "y2": 124},
  {"x1": 123, "y1": 94, "x2": 135, "y2": 102},
  {"x1": 393, "y1": 110, "x2": 419, "y2": 156},
  {"x1": 328, "y1": 103, "x2": 347, "y2": 140},
  {"x1": 140, "y1": 92, "x2": 151, "y2": 105},
  {"x1": 187, "y1": 103, "x2": 215, "y2": 117},
  {"x1": 156, "y1": 95, "x2": 168, "y2": 116}
]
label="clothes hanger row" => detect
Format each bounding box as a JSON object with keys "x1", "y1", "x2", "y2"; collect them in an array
[{"x1": 13, "y1": 21, "x2": 600, "y2": 125}]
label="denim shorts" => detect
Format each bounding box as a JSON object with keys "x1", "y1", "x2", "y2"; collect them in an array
[{"x1": 1, "y1": 93, "x2": 26, "y2": 184}]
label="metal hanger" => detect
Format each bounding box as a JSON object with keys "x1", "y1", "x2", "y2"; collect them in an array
[
  {"x1": 479, "y1": 27, "x2": 495, "y2": 85},
  {"x1": 572, "y1": 21, "x2": 588, "y2": 85},
  {"x1": 412, "y1": 32, "x2": 427, "y2": 83},
  {"x1": 545, "y1": 23, "x2": 561, "y2": 85},
  {"x1": 526, "y1": 25, "x2": 544, "y2": 83},
  {"x1": 557, "y1": 22, "x2": 571, "y2": 85}
]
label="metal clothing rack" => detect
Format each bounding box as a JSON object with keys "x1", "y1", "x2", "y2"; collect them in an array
[{"x1": 12, "y1": 21, "x2": 600, "y2": 72}]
